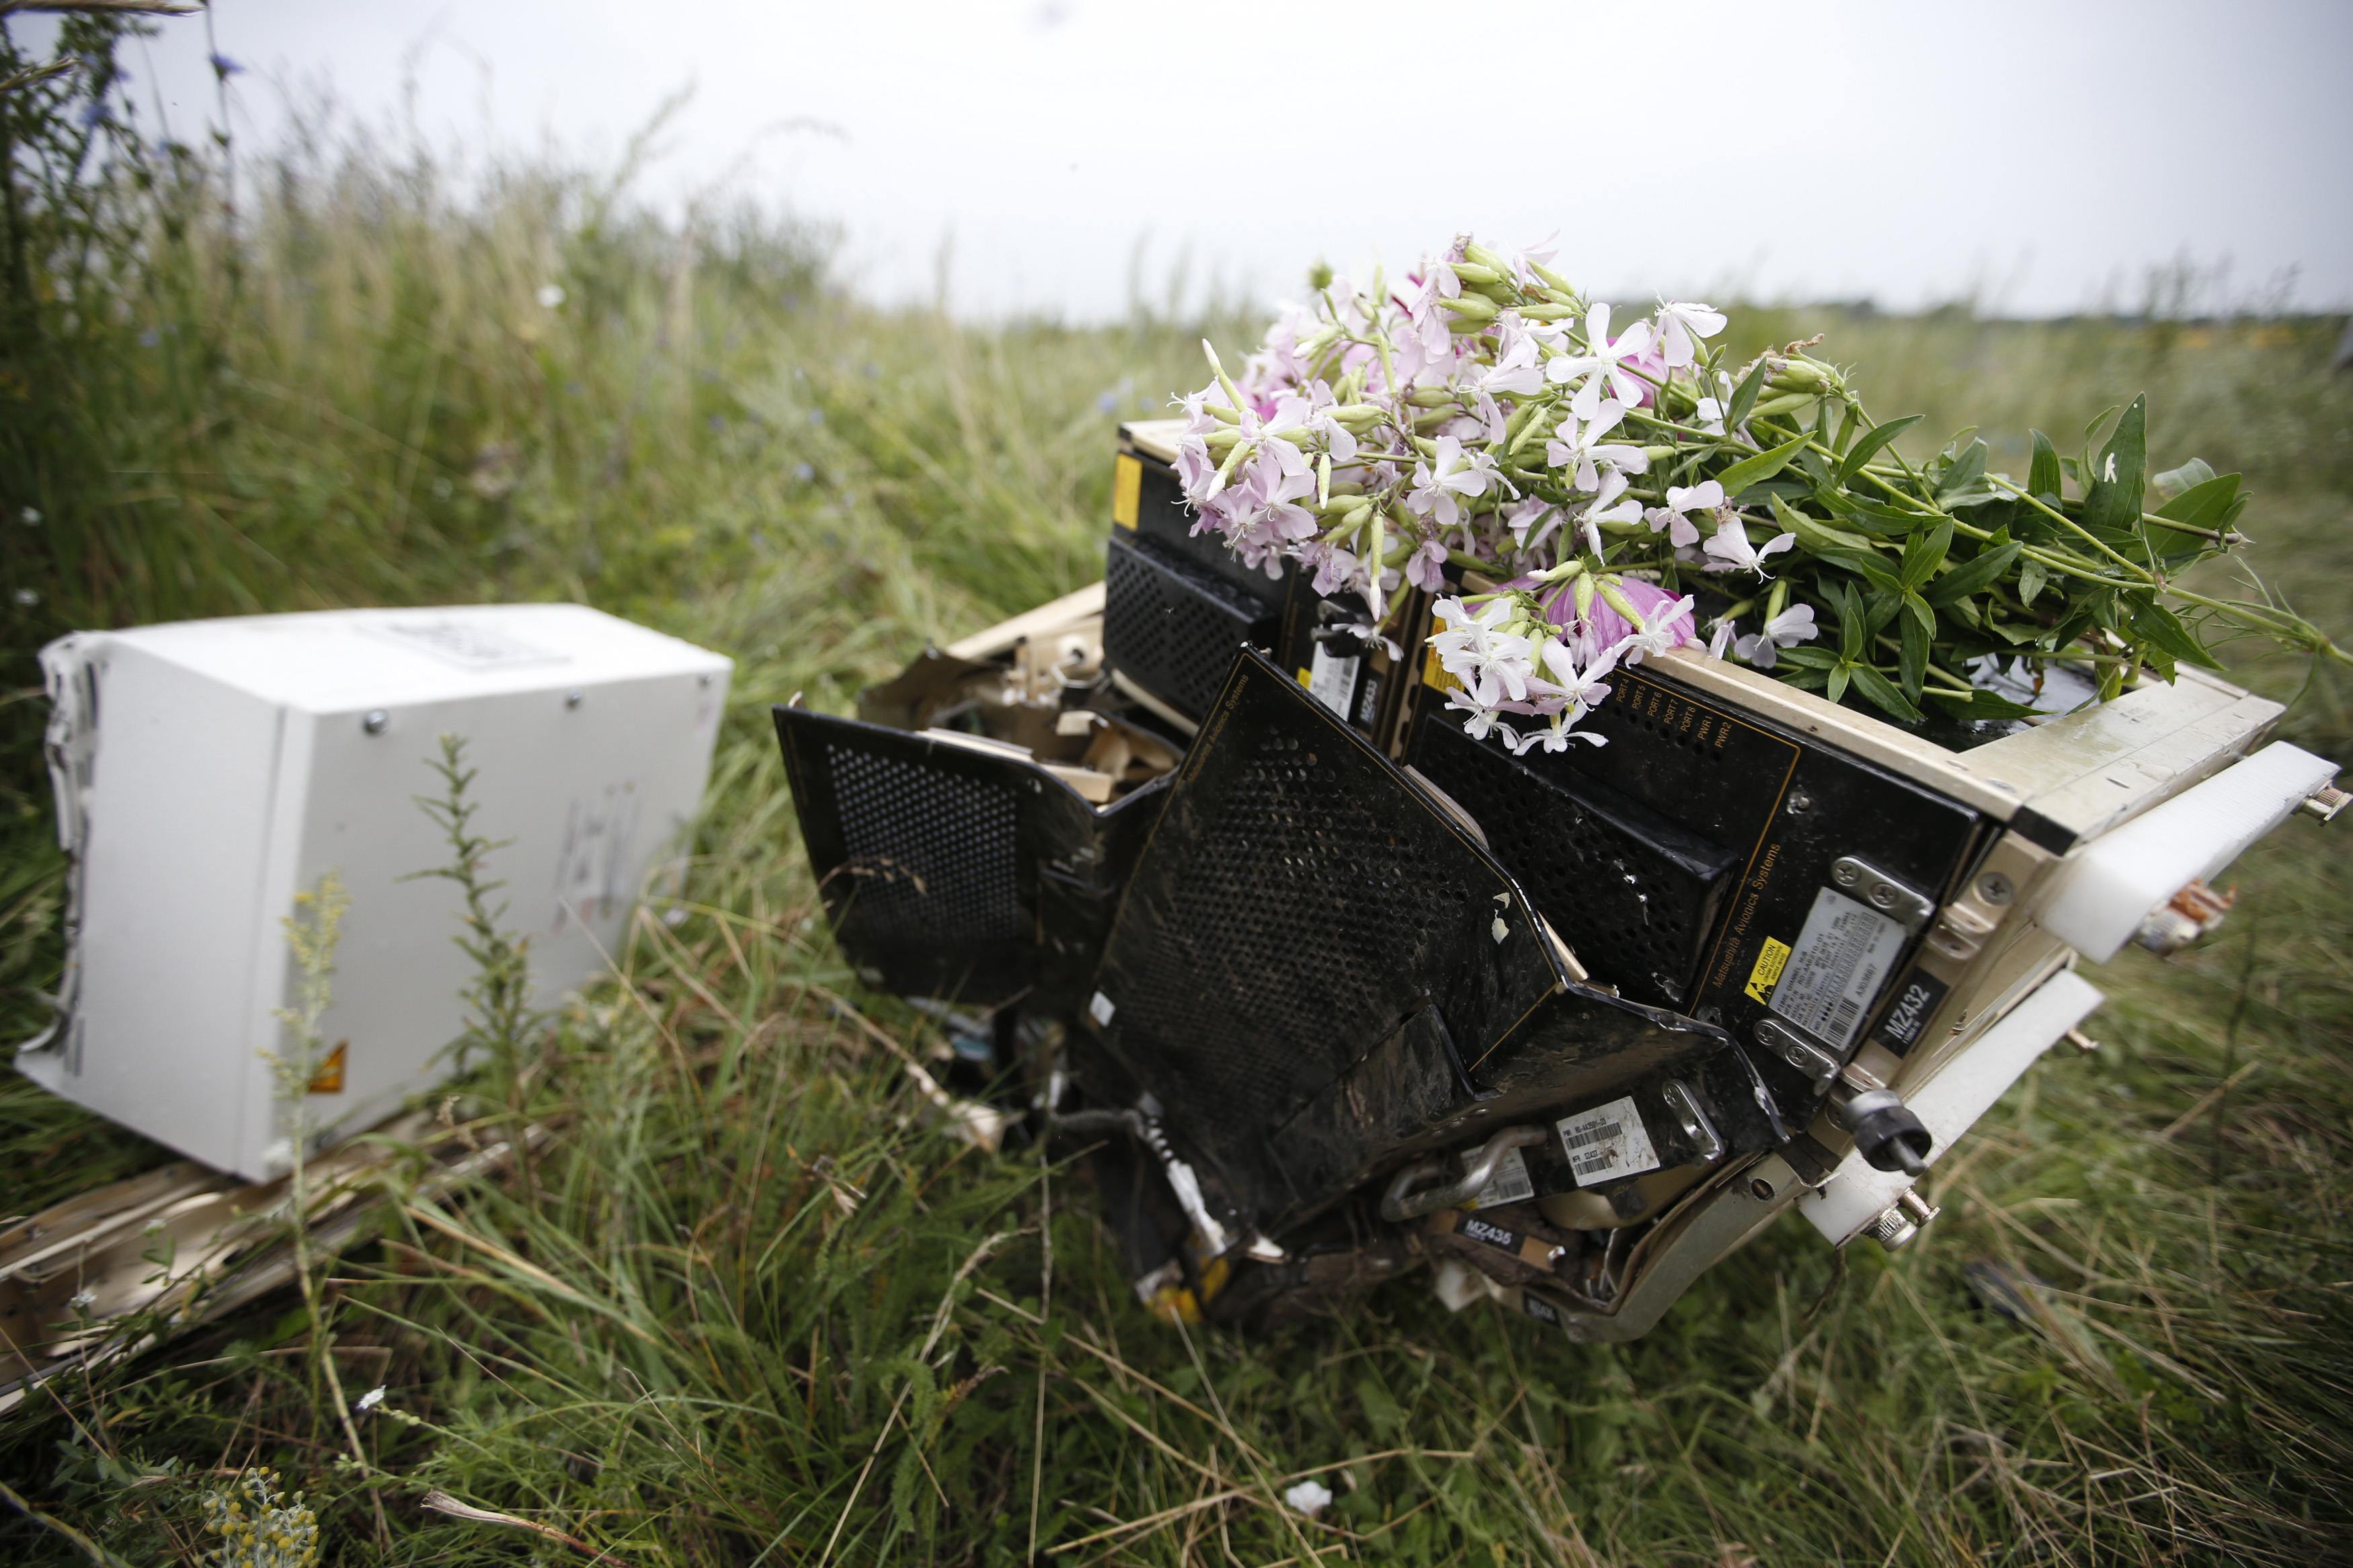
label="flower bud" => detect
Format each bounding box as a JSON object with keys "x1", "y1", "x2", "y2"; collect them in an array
[
  {"x1": 1596, "y1": 577, "x2": 1644, "y2": 628},
  {"x1": 1461, "y1": 241, "x2": 1509, "y2": 274},
  {"x1": 1766, "y1": 578, "x2": 1790, "y2": 622},
  {"x1": 1519, "y1": 302, "x2": 1577, "y2": 322},
  {"x1": 1308, "y1": 260, "x2": 1334, "y2": 291},
  {"x1": 1749, "y1": 392, "x2": 1818, "y2": 419},
  {"x1": 1449, "y1": 260, "x2": 1504, "y2": 286},
  {"x1": 1574, "y1": 573, "x2": 1597, "y2": 620},
  {"x1": 1440, "y1": 294, "x2": 1500, "y2": 323}
]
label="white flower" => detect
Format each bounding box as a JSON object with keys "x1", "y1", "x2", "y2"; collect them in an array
[
  {"x1": 535, "y1": 282, "x2": 566, "y2": 309},
  {"x1": 1285, "y1": 1479, "x2": 1334, "y2": 1517},
  {"x1": 19, "y1": 507, "x2": 39, "y2": 525},
  {"x1": 1702, "y1": 518, "x2": 1796, "y2": 576},
  {"x1": 1734, "y1": 604, "x2": 1819, "y2": 669},
  {"x1": 1431, "y1": 595, "x2": 1536, "y2": 705},
  {"x1": 1536, "y1": 636, "x2": 1620, "y2": 708},
  {"x1": 1644, "y1": 479, "x2": 1722, "y2": 548},
  {"x1": 1473, "y1": 319, "x2": 1546, "y2": 400},
  {"x1": 1621, "y1": 594, "x2": 1697, "y2": 663},
  {"x1": 1544, "y1": 302, "x2": 1654, "y2": 419},
  {"x1": 1653, "y1": 300, "x2": 1727, "y2": 369},
  {"x1": 1708, "y1": 617, "x2": 1737, "y2": 659},
  {"x1": 356, "y1": 1386, "x2": 387, "y2": 1413},
  {"x1": 1408, "y1": 435, "x2": 1510, "y2": 528},
  {"x1": 1505, "y1": 496, "x2": 1560, "y2": 554},
  {"x1": 1544, "y1": 401, "x2": 1649, "y2": 494}
]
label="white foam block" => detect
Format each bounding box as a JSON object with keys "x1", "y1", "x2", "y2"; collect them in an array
[{"x1": 2036, "y1": 741, "x2": 2337, "y2": 963}]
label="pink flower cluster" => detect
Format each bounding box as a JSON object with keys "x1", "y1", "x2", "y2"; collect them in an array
[{"x1": 1170, "y1": 235, "x2": 1816, "y2": 749}]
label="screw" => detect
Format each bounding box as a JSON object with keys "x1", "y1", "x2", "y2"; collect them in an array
[
  {"x1": 1749, "y1": 1177, "x2": 1776, "y2": 1201},
  {"x1": 697, "y1": 671, "x2": 714, "y2": 688},
  {"x1": 362, "y1": 710, "x2": 389, "y2": 735},
  {"x1": 1785, "y1": 790, "x2": 1812, "y2": 815},
  {"x1": 1832, "y1": 862, "x2": 1860, "y2": 887},
  {"x1": 1977, "y1": 871, "x2": 2016, "y2": 905},
  {"x1": 565, "y1": 689, "x2": 584, "y2": 709},
  {"x1": 1869, "y1": 884, "x2": 1898, "y2": 910}
]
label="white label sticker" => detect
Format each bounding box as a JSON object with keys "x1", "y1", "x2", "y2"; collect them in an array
[
  {"x1": 1086, "y1": 991, "x2": 1116, "y2": 1027},
  {"x1": 1467, "y1": 1145, "x2": 1534, "y2": 1210},
  {"x1": 1768, "y1": 887, "x2": 1909, "y2": 1048},
  {"x1": 1556, "y1": 1096, "x2": 1660, "y2": 1186},
  {"x1": 1307, "y1": 642, "x2": 1360, "y2": 717}
]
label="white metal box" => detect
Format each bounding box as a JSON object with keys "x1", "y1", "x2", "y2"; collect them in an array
[{"x1": 22, "y1": 604, "x2": 732, "y2": 1180}]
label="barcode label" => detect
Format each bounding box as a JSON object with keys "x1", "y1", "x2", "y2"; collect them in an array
[
  {"x1": 1308, "y1": 642, "x2": 1360, "y2": 718},
  {"x1": 1556, "y1": 1096, "x2": 1659, "y2": 1187},
  {"x1": 1767, "y1": 888, "x2": 1908, "y2": 1050},
  {"x1": 1467, "y1": 1146, "x2": 1534, "y2": 1209}
]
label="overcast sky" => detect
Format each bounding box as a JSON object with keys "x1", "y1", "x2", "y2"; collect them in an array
[{"x1": 58, "y1": 0, "x2": 2353, "y2": 321}]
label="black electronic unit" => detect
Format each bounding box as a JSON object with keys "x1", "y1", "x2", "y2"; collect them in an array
[{"x1": 1405, "y1": 655, "x2": 1991, "y2": 1120}]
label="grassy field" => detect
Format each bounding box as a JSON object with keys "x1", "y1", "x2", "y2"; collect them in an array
[{"x1": 3, "y1": 45, "x2": 2352, "y2": 1565}]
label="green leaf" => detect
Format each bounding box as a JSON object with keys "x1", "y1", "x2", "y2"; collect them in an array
[
  {"x1": 1723, "y1": 360, "x2": 1768, "y2": 434},
  {"x1": 1835, "y1": 584, "x2": 1867, "y2": 661},
  {"x1": 1819, "y1": 547, "x2": 1903, "y2": 594},
  {"x1": 1923, "y1": 541, "x2": 2024, "y2": 606},
  {"x1": 2081, "y1": 393, "x2": 2148, "y2": 536},
  {"x1": 1933, "y1": 438, "x2": 1989, "y2": 502},
  {"x1": 1775, "y1": 646, "x2": 1838, "y2": 671},
  {"x1": 2018, "y1": 556, "x2": 2050, "y2": 606},
  {"x1": 2151, "y1": 456, "x2": 2216, "y2": 500},
  {"x1": 1899, "y1": 518, "x2": 1953, "y2": 591},
  {"x1": 1827, "y1": 663, "x2": 1851, "y2": 704},
  {"x1": 2126, "y1": 598, "x2": 2225, "y2": 671},
  {"x1": 2154, "y1": 470, "x2": 2243, "y2": 531},
  {"x1": 1838, "y1": 414, "x2": 1923, "y2": 485},
  {"x1": 1927, "y1": 687, "x2": 2043, "y2": 722},
  {"x1": 1903, "y1": 591, "x2": 1937, "y2": 639},
  {"x1": 1847, "y1": 662, "x2": 1925, "y2": 721},
  {"x1": 2027, "y1": 429, "x2": 2063, "y2": 502},
  {"x1": 1714, "y1": 431, "x2": 1812, "y2": 498},
  {"x1": 1899, "y1": 612, "x2": 1929, "y2": 698}
]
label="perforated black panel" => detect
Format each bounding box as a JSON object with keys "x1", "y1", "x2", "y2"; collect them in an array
[
  {"x1": 1092, "y1": 655, "x2": 1570, "y2": 1183},
  {"x1": 827, "y1": 743, "x2": 1023, "y2": 946},
  {"x1": 1103, "y1": 531, "x2": 1279, "y2": 720},
  {"x1": 1407, "y1": 718, "x2": 1739, "y2": 1008}
]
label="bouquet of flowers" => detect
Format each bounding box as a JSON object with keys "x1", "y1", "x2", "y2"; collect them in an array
[{"x1": 1172, "y1": 236, "x2": 2346, "y2": 755}]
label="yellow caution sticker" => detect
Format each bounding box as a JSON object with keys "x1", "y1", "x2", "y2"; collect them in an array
[
  {"x1": 306, "y1": 1039, "x2": 348, "y2": 1094},
  {"x1": 1421, "y1": 643, "x2": 1461, "y2": 693},
  {"x1": 1112, "y1": 453, "x2": 1143, "y2": 529},
  {"x1": 1745, "y1": 938, "x2": 1793, "y2": 1005},
  {"x1": 1297, "y1": 667, "x2": 1314, "y2": 688}
]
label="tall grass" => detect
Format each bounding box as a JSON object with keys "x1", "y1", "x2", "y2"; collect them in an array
[{"x1": 2, "y1": 21, "x2": 2349, "y2": 1564}]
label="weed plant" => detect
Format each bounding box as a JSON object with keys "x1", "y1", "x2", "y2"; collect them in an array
[{"x1": 0, "y1": 17, "x2": 2348, "y2": 1565}]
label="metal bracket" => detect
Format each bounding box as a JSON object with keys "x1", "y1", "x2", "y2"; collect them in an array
[
  {"x1": 1829, "y1": 856, "x2": 1935, "y2": 932},
  {"x1": 1380, "y1": 1125, "x2": 1548, "y2": 1223},
  {"x1": 1754, "y1": 1016, "x2": 1840, "y2": 1089},
  {"x1": 1660, "y1": 1080, "x2": 1724, "y2": 1163}
]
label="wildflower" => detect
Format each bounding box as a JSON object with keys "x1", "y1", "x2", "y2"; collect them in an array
[
  {"x1": 1546, "y1": 302, "x2": 1655, "y2": 419},
  {"x1": 1404, "y1": 537, "x2": 1447, "y2": 591},
  {"x1": 1545, "y1": 400, "x2": 1649, "y2": 494},
  {"x1": 536, "y1": 282, "x2": 567, "y2": 309},
  {"x1": 1702, "y1": 518, "x2": 1796, "y2": 575},
  {"x1": 20, "y1": 507, "x2": 40, "y2": 526},
  {"x1": 209, "y1": 52, "x2": 247, "y2": 78},
  {"x1": 355, "y1": 1385, "x2": 386, "y2": 1413},
  {"x1": 1285, "y1": 1479, "x2": 1334, "y2": 1517},
  {"x1": 1708, "y1": 617, "x2": 1737, "y2": 658},
  {"x1": 1644, "y1": 479, "x2": 1723, "y2": 547},
  {"x1": 1408, "y1": 436, "x2": 1509, "y2": 529},
  {"x1": 1734, "y1": 604, "x2": 1819, "y2": 669},
  {"x1": 1505, "y1": 496, "x2": 1560, "y2": 554},
  {"x1": 15, "y1": 589, "x2": 40, "y2": 608},
  {"x1": 1653, "y1": 300, "x2": 1727, "y2": 369},
  {"x1": 1431, "y1": 595, "x2": 1536, "y2": 704},
  {"x1": 1616, "y1": 589, "x2": 1698, "y2": 664}
]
